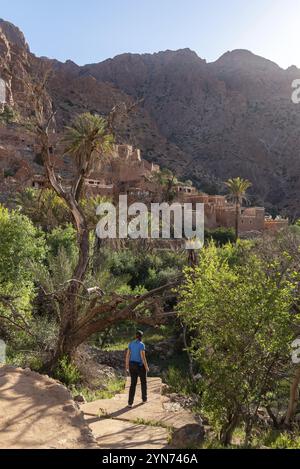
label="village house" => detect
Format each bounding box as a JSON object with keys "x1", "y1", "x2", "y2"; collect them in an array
[{"x1": 28, "y1": 143, "x2": 288, "y2": 235}]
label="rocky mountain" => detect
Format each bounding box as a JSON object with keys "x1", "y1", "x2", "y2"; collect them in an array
[{"x1": 0, "y1": 19, "x2": 300, "y2": 216}]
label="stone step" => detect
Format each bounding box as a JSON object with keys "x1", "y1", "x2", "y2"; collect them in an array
[
  {"x1": 89, "y1": 418, "x2": 169, "y2": 450},
  {"x1": 81, "y1": 375, "x2": 204, "y2": 449}
]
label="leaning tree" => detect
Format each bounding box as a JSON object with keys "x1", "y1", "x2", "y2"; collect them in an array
[{"x1": 25, "y1": 70, "x2": 179, "y2": 372}]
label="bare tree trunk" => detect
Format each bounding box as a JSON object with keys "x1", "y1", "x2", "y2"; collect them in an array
[
  {"x1": 266, "y1": 405, "x2": 279, "y2": 429},
  {"x1": 235, "y1": 202, "x2": 240, "y2": 241},
  {"x1": 220, "y1": 411, "x2": 240, "y2": 446},
  {"x1": 285, "y1": 367, "x2": 300, "y2": 426},
  {"x1": 43, "y1": 278, "x2": 179, "y2": 373},
  {"x1": 182, "y1": 324, "x2": 195, "y2": 379},
  {"x1": 188, "y1": 248, "x2": 198, "y2": 267},
  {"x1": 244, "y1": 416, "x2": 254, "y2": 447}
]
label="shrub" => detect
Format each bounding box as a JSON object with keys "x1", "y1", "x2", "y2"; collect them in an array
[
  {"x1": 72, "y1": 378, "x2": 126, "y2": 402},
  {"x1": 47, "y1": 224, "x2": 77, "y2": 258},
  {"x1": 53, "y1": 356, "x2": 82, "y2": 386},
  {"x1": 205, "y1": 227, "x2": 235, "y2": 246},
  {"x1": 163, "y1": 366, "x2": 192, "y2": 396},
  {"x1": 0, "y1": 105, "x2": 19, "y2": 124},
  {"x1": 177, "y1": 243, "x2": 300, "y2": 445}
]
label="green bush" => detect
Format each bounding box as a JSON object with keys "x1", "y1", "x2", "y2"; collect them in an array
[
  {"x1": 177, "y1": 242, "x2": 300, "y2": 445},
  {"x1": 260, "y1": 431, "x2": 300, "y2": 449},
  {"x1": 108, "y1": 249, "x2": 185, "y2": 290},
  {"x1": 47, "y1": 224, "x2": 77, "y2": 258},
  {"x1": 205, "y1": 227, "x2": 235, "y2": 246},
  {"x1": 72, "y1": 378, "x2": 126, "y2": 402},
  {"x1": 163, "y1": 366, "x2": 192, "y2": 396},
  {"x1": 0, "y1": 105, "x2": 19, "y2": 124},
  {"x1": 53, "y1": 356, "x2": 82, "y2": 386},
  {"x1": 6, "y1": 350, "x2": 44, "y2": 372}
]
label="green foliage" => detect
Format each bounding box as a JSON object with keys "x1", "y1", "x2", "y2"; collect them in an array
[
  {"x1": 177, "y1": 242, "x2": 300, "y2": 444},
  {"x1": 108, "y1": 249, "x2": 184, "y2": 290},
  {"x1": 6, "y1": 350, "x2": 44, "y2": 372},
  {"x1": 5, "y1": 315, "x2": 59, "y2": 372},
  {"x1": 205, "y1": 227, "x2": 235, "y2": 246},
  {"x1": 72, "y1": 377, "x2": 125, "y2": 401},
  {"x1": 63, "y1": 113, "x2": 114, "y2": 170},
  {"x1": 150, "y1": 168, "x2": 178, "y2": 201},
  {"x1": 163, "y1": 366, "x2": 193, "y2": 396},
  {"x1": 33, "y1": 246, "x2": 78, "y2": 320},
  {"x1": 0, "y1": 105, "x2": 19, "y2": 124},
  {"x1": 46, "y1": 224, "x2": 77, "y2": 258},
  {"x1": 80, "y1": 195, "x2": 111, "y2": 229},
  {"x1": 0, "y1": 205, "x2": 46, "y2": 285},
  {"x1": 0, "y1": 205, "x2": 46, "y2": 333},
  {"x1": 225, "y1": 177, "x2": 252, "y2": 204},
  {"x1": 98, "y1": 325, "x2": 169, "y2": 351},
  {"x1": 53, "y1": 356, "x2": 82, "y2": 386},
  {"x1": 258, "y1": 431, "x2": 300, "y2": 449},
  {"x1": 16, "y1": 189, "x2": 110, "y2": 232},
  {"x1": 133, "y1": 418, "x2": 173, "y2": 432},
  {"x1": 15, "y1": 188, "x2": 70, "y2": 230}
]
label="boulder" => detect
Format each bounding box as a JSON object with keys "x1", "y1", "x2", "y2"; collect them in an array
[{"x1": 171, "y1": 423, "x2": 205, "y2": 449}]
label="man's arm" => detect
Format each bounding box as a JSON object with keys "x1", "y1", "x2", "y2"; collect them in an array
[
  {"x1": 125, "y1": 349, "x2": 130, "y2": 373},
  {"x1": 141, "y1": 350, "x2": 149, "y2": 373}
]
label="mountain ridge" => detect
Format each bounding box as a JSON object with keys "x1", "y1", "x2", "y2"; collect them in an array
[{"x1": 0, "y1": 19, "x2": 300, "y2": 216}]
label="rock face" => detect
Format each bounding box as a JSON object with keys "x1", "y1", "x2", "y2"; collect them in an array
[
  {"x1": 0, "y1": 19, "x2": 29, "y2": 50},
  {"x1": 81, "y1": 49, "x2": 300, "y2": 216},
  {"x1": 0, "y1": 366, "x2": 97, "y2": 449},
  {"x1": 0, "y1": 19, "x2": 300, "y2": 216}
]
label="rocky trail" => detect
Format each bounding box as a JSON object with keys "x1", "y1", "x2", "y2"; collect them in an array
[
  {"x1": 81, "y1": 377, "x2": 203, "y2": 449},
  {"x1": 0, "y1": 366, "x2": 203, "y2": 449}
]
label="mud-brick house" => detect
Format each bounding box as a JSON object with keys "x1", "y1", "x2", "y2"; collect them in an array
[{"x1": 182, "y1": 192, "x2": 287, "y2": 234}]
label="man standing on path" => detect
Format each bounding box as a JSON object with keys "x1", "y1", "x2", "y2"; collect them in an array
[{"x1": 125, "y1": 330, "x2": 149, "y2": 408}]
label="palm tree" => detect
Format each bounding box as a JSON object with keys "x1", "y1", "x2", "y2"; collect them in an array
[
  {"x1": 150, "y1": 168, "x2": 178, "y2": 202},
  {"x1": 225, "y1": 177, "x2": 252, "y2": 241},
  {"x1": 63, "y1": 113, "x2": 114, "y2": 200}
]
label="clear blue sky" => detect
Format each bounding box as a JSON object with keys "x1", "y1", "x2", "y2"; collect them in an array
[{"x1": 1, "y1": 0, "x2": 299, "y2": 68}]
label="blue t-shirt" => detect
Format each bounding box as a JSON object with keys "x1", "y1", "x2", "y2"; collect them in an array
[{"x1": 128, "y1": 340, "x2": 145, "y2": 365}]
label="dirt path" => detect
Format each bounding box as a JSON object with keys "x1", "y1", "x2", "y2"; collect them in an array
[
  {"x1": 81, "y1": 377, "x2": 204, "y2": 449},
  {"x1": 0, "y1": 366, "x2": 96, "y2": 449},
  {"x1": 0, "y1": 366, "x2": 203, "y2": 449}
]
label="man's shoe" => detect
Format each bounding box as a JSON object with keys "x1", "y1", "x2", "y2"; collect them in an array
[
  {"x1": 142, "y1": 400, "x2": 147, "y2": 404},
  {"x1": 127, "y1": 404, "x2": 133, "y2": 408}
]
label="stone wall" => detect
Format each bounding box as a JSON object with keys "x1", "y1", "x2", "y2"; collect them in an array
[{"x1": 264, "y1": 218, "x2": 289, "y2": 232}]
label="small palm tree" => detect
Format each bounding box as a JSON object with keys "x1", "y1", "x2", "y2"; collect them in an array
[
  {"x1": 225, "y1": 177, "x2": 252, "y2": 241},
  {"x1": 151, "y1": 168, "x2": 178, "y2": 202},
  {"x1": 63, "y1": 113, "x2": 114, "y2": 194}
]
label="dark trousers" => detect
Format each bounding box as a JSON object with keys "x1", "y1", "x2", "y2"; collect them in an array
[{"x1": 128, "y1": 362, "x2": 147, "y2": 405}]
